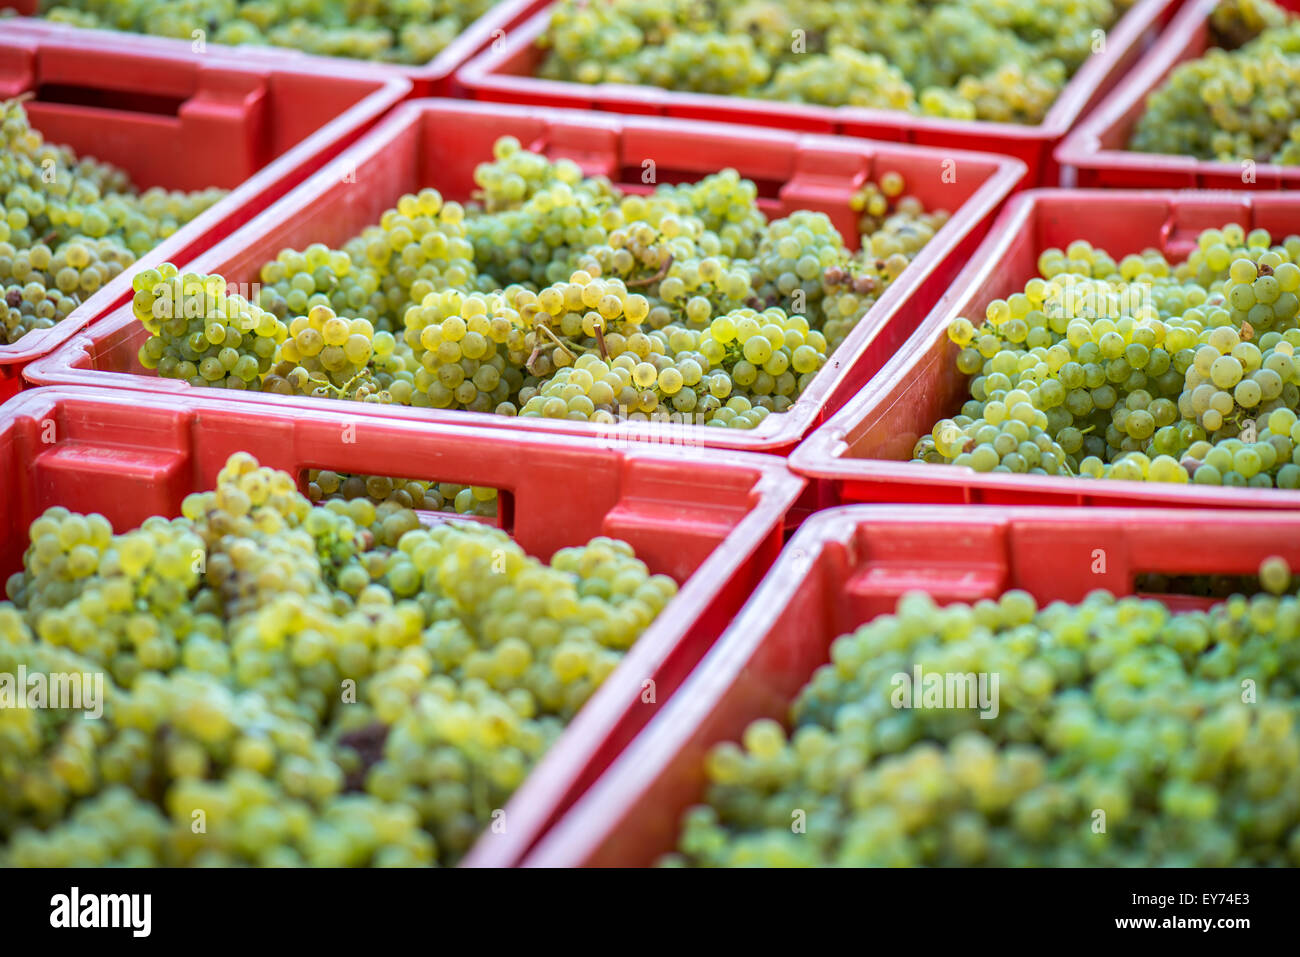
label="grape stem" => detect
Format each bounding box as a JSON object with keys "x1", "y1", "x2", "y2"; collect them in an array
[
  {"x1": 627, "y1": 255, "x2": 673, "y2": 287},
  {"x1": 535, "y1": 322, "x2": 575, "y2": 360}
]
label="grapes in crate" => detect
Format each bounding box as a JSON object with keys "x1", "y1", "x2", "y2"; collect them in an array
[
  {"x1": 134, "y1": 135, "x2": 949, "y2": 430},
  {"x1": 915, "y1": 223, "x2": 1300, "y2": 489},
  {"x1": 1131, "y1": 0, "x2": 1300, "y2": 164},
  {"x1": 669, "y1": 572, "x2": 1300, "y2": 866},
  {"x1": 32, "y1": 0, "x2": 498, "y2": 65},
  {"x1": 305, "y1": 468, "x2": 498, "y2": 518},
  {"x1": 0, "y1": 453, "x2": 675, "y2": 866},
  {"x1": 535, "y1": 0, "x2": 1136, "y2": 124},
  {"x1": 0, "y1": 98, "x2": 224, "y2": 345}
]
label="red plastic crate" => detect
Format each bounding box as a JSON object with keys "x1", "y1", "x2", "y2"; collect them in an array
[
  {"x1": 23, "y1": 98, "x2": 1022, "y2": 457},
  {"x1": 790, "y1": 188, "x2": 1300, "y2": 511},
  {"x1": 0, "y1": 0, "x2": 548, "y2": 96},
  {"x1": 0, "y1": 386, "x2": 803, "y2": 867},
  {"x1": 0, "y1": 31, "x2": 409, "y2": 402},
  {"x1": 1058, "y1": 0, "x2": 1300, "y2": 189},
  {"x1": 456, "y1": 0, "x2": 1182, "y2": 188},
  {"x1": 523, "y1": 503, "x2": 1300, "y2": 866}
]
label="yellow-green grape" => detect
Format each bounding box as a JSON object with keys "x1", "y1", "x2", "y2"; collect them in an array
[
  {"x1": 537, "y1": 0, "x2": 1129, "y2": 124},
  {"x1": 913, "y1": 224, "x2": 1300, "y2": 490},
  {"x1": 271, "y1": 304, "x2": 382, "y2": 401},
  {"x1": 668, "y1": 582, "x2": 1300, "y2": 866},
  {"x1": 0, "y1": 97, "x2": 224, "y2": 344},
  {"x1": 0, "y1": 452, "x2": 675, "y2": 866}
]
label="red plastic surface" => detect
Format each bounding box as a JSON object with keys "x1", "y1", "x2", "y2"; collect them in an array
[
  {"x1": 1058, "y1": 0, "x2": 1300, "y2": 188},
  {"x1": 0, "y1": 386, "x2": 804, "y2": 867},
  {"x1": 0, "y1": 30, "x2": 409, "y2": 400},
  {"x1": 790, "y1": 189, "x2": 1300, "y2": 510},
  {"x1": 525, "y1": 504, "x2": 1300, "y2": 866},
  {"x1": 456, "y1": 0, "x2": 1182, "y2": 188},
  {"x1": 24, "y1": 98, "x2": 1022, "y2": 457},
  {"x1": 1, "y1": 1, "x2": 551, "y2": 96}
]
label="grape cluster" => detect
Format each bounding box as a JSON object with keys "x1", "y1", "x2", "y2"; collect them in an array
[
  {"x1": 913, "y1": 223, "x2": 1300, "y2": 489},
  {"x1": 135, "y1": 267, "x2": 288, "y2": 390},
  {"x1": 0, "y1": 453, "x2": 674, "y2": 866},
  {"x1": 133, "y1": 136, "x2": 947, "y2": 431},
  {"x1": 38, "y1": 0, "x2": 497, "y2": 65},
  {"x1": 1131, "y1": 0, "x2": 1300, "y2": 163},
  {"x1": 666, "y1": 576, "x2": 1300, "y2": 866},
  {"x1": 0, "y1": 97, "x2": 223, "y2": 344},
  {"x1": 537, "y1": 0, "x2": 1133, "y2": 124}
]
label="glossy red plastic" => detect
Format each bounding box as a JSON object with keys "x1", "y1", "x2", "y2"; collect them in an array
[
  {"x1": 25, "y1": 98, "x2": 1022, "y2": 456},
  {"x1": 789, "y1": 189, "x2": 1300, "y2": 510},
  {"x1": 0, "y1": 386, "x2": 804, "y2": 867},
  {"x1": 1058, "y1": 0, "x2": 1300, "y2": 188},
  {"x1": 524, "y1": 504, "x2": 1300, "y2": 866},
  {"x1": 1, "y1": 0, "x2": 549, "y2": 95},
  {"x1": 456, "y1": 0, "x2": 1182, "y2": 188},
  {"x1": 0, "y1": 30, "x2": 409, "y2": 401}
]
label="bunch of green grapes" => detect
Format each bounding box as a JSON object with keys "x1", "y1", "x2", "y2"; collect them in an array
[
  {"x1": 756, "y1": 179, "x2": 948, "y2": 353},
  {"x1": 537, "y1": 0, "x2": 1133, "y2": 124},
  {"x1": 1131, "y1": 0, "x2": 1300, "y2": 163},
  {"x1": 467, "y1": 140, "x2": 618, "y2": 289},
  {"x1": 38, "y1": 0, "x2": 498, "y2": 65},
  {"x1": 512, "y1": 308, "x2": 822, "y2": 428},
  {"x1": 135, "y1": 267, "x2": 288, "y2": 389},
  {"x1": 913, "y1": 223, "x2": 1300, "y2": 488},
  {"x1": 666, "y1": 570, "x2": 1300, "y2": 867},
  {"x1": 266, "y1": 304, "x2": 380, "y2": 401},
  {"x1": 0, "y1": 97, "x2": 223, "y2": 344},
  {"x1": 306, "y1": 469, "x2": 498, "y2": 518},
  {"x1": 259, "y1": 192, "x2": 477, "y2": 336},
  {"x1": 767, "y1": 47, "x2": 916, "y2": 111},
  {"x1": 131, "y1": 136, "x2": 948, "y2": 431},
  {"x1": 0, "y1": 452, "x2": 675, "y2": 866}
]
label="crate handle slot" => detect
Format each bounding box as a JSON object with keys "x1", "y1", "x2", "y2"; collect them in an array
[{"x1": 16, "y1": 49, "x2": 270, "y2": 186}]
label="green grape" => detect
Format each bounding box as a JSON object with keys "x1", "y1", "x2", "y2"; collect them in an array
[
  {"x1": 1132, "y1": 0, "x2": 1300, "y2": 164},
  {"x1": 135, "y1": 268, "x2": 287, "y2": 391}
]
